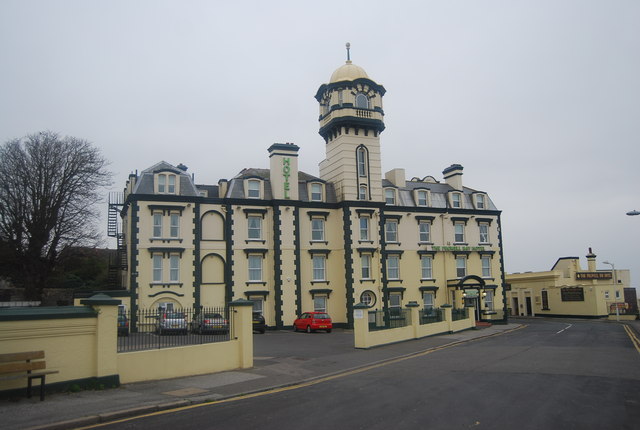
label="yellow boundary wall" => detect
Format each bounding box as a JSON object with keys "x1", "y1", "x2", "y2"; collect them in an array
[
  {"x1": 0, "y1": 296, "x2": 254, "y2": 392},
  {"x1": 353, "y1": 304, "x2": 475, "y2": 349}
]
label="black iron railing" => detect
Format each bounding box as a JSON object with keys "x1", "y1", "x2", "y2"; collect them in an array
[
  {"x1": 420, "y1": 308, "x2": 444, "y2": 325},
  {"x1": 117, "y1": 306, "x2": 231, "y2": 353},
  {"x1": 451, "y1": 307, "x2": 468, "y2": 321},
  {"x1": 368, "y1": 308, "x2": 411, "y2": 331}
]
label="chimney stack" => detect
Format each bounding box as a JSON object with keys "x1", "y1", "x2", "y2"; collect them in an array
[
  {"x1": 586, "y1": 247, "x2": 597, "y2": 272},
  {"x1": 443, "y1": 164, "x2": 463, "y2": 190},
  {"x1": 268, "y1": 143, "x2": 300, "y2": 200}
]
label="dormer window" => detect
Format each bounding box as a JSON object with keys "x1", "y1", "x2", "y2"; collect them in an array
[
  {"x1": 416, "y1": 190, "x2": 429, "y2": 207},
  {"x1": 475, "y1": 194, "x2": 486, "y2": 209},
  {"x1": 451, "y1": 193, "x2": 462, "y2": 208},
  {"x1": 247, "y1": 180, "x2": 260, "y2": 199},
  {"x1": 158, "y1": 175, "x2": 166, "y2": 193},
  {"x1": 310, "y1": 183, "x2": 323, "y2": 202},
  {"x1": 157, "y1": 174, "x2": 177, "y2": 194},
  {"x1": 385, "y1": 189, "x2": 396, "y2": 205},
  {"x1": 355, "y1": 93, "x2": 369, "y2": 109}
]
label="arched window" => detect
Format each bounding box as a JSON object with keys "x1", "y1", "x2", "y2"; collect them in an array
[
  {"x1": 355, "y1": 93, "x2": 369, "y2": 109},
  {"x1": 357, "y1": 147, "x2": 367, "y2": 177}
]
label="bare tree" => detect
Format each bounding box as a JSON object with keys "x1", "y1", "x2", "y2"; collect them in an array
[{"x1": 0, "y1": 131, "x2": 112, "y2": 300}]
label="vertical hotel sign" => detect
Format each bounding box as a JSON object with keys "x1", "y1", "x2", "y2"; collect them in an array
[{"x1": 283, "y1": 158, "x2": 291, "y2": 199}]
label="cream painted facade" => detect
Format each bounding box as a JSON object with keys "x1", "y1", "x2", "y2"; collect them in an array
[
  {"x1": 108, "y1": 56, "x2": 508, "y2": 328},
  {"x1": 506, "y1": 250, "x2": 630, "y2": 318}
]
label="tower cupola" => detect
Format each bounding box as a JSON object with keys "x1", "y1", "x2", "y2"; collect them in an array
[
  {"x1": 317, "y1": 44, "x2": 386, "y2": 202},
  {"x1": 314, "y1": 43, "x2": 386, "y2": 142}
]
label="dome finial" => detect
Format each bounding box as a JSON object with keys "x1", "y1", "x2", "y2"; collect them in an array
[{"x1": 345, "y1": 42, "x2": 351, "y2": 63}]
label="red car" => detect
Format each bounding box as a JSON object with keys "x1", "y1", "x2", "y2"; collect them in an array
[{"x1": 293, "y1": 312, "x2": 332, "y2": 333}]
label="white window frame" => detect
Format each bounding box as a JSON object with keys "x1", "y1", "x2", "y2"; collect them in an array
[
  {"x1": 361, "y1": 254, "x2": 371, "y2": 279},
  {"x1": 311, "y1": 218, "x2": 325, "y2": 242},
  {"x1": 360, "y1": 217, "x2": 370, "y2": 241},
  {"x1": 170, "y1": 213, "x2": 180, "y2": 238},
  {"x1": 385, "y1": 221, "x2": 398, "y2": 243},
  {"x1": 247, "y1": 180, "x2": 261, "y2": 199},
  {"x1": 310, "y1": 183, "x2": 323, "y2": 202},
  {"x1": 419, "y1": 222, "x2": 431, "y2": 243},
  {"x1": 454, "y1": 223, "x2": 465, "y2": 243},
  {"x1": 153, "y1": 213, "x2": 163, "y2": 238},
  {"x1": 248, "y1": 255, "x2": 263, "y2": 281},
  {"x1": 476, "y1": 194, "x2": 485, "y2": 209},
  {"x1": 313, "y1": 296, "x2": 327, "y2": 313},
  {"x1": 451, "y1": 193, "x2": 462, "y2": 208},
  {"x1": 312, "y1": 255, "x2": 326, "y2": 281},
  {"x1": 387, "y1": 255, "x2": 400, "y2": 280},
  {"x1": 423, "y1": 292, "x2": 435, "y2": 310},
  {"x1": 168, "y1": 175, "x2": 176, "y2": 194},
  {"x1": 484, "y1": 290, "x2": 494, "y2": 310},
  {"x1": 169, "y1": 255, "x2": 180, "y2": 282},
  {"x1": 357, "y1": 148, "x2": 367, "y2": 177},
  {"x1": 361, "y1": 291, "x2": 375, "y2": 307},
  {"x1": 416, "y1": 190, "x2": 429, "y2": 206},
  {"x1": 389, "y1": 293, "x2": 402, "y2": 308},
  {"x1": 359, "y1": 185, "x2": 367, "y2": 200},
  {"x1": 355, "y1": 92, "x2": 369, "y2": 109},
  {"x1": 456, "y1": 256, "x2": 466, "y2": 278},
  {"x1": 158, "y1": 174, "x2": 166, "y2": 193},
  {"x1": 248, "y1": 216, "x2": 262, "y2": 240},
  {"x1": 152, "y1": 254, "x2": 163, "y2": 282},
  {"x1": 385, "y1": 189, "x2": 396, "y2": 205},
  {"x1": 479, "y1": 224, "x2": 489, "y2": 244},
  {"x1": 481, "y1": 256, "x2": 491, "y2": 278},
  {"x1": 421, "y1": 256, "x2": 433, "y2": 279},
  {"x1": 252, "y1": 298, "x2": 264, "y2": 315}
]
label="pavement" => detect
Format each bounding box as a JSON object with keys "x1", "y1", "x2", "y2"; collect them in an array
[{"x1": 1, "y1": 318, "x2": 637, "y2": 430}]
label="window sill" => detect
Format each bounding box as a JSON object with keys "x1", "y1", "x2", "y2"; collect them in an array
[
  {"x1": 479, "y1": 242, "x2": 492, "y2": 246},
  {"x1": 418, "y1": 242, "x2": 434, "y2": 246},
  {"x1": 150, "y1": 238, "x2": 183, "y2": 243},
  {"x1": 246, "y1": 281, "x2": 267, "y2": 286},
  {"x1": 386, "y1": 242, "x2": 401, "y2": 246},
  {"x1": 358, "y1": 240, "x2": 374, "y2": 244},
  {"x1": 360, "y1": 279, "x2": 376, "y2": 283},
  {"x1": 309, "y1": 241, "x2": 329, "y2": 245},
  {"x1": 420, "y1": 278, "x2": 436, "y2": 282},
  {"x1": 387, "y1": 279, "x2": 403, "y2": 283},
  {"x1": 453, "y1": 242, "x2": 468, "y2": 246},
  {"x1": 310, "y1": 280, "x2": 330, "y2": 285},
  {"x1": 149, "y1": 283, "x2": 183, "y2": 288},
  {"x1": 246, "y1": 239, "x2": 266, "y2": 244}
]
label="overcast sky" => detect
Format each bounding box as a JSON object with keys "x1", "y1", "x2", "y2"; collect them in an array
[{"x1": 1, "y1": 0, "x2": 638, "y2": 285}]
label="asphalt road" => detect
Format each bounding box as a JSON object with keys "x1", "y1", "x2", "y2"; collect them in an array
[{"x1": 92, "y1": 319, "x2": 640, "y2": 430}]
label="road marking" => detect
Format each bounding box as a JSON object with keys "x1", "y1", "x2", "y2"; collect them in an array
[
  {"x1": 75, "y1": 324, "x2": 527, "y2": 429},
  {"x1": 555, "y1": 324, "x2": 572, "y2": 334},
  {"x1": 623, "y1": 325, "x2": 640, "y2": 356}
]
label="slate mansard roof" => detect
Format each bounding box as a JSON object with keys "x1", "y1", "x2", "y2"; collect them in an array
[{"x1": 129, "y1": 161, "x2": 498, "y2": 211}]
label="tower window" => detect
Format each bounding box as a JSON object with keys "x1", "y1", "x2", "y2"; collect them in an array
[
  {"x1": 359, "y1": 185, "x2": 368, "y2": 201},
  {"x1": 357, "y1": 148, "x2": 367, "y2": 177},
  {"x1": 355, "y1": 93, "x2": 369, "y2": 109}
]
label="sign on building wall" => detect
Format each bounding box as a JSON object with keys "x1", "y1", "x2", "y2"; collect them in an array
[
  {"x1": 576, "y1": 272, "x2": 613, "y2": 280},
  {"x1": 561, "y1": 287, "x2": 585, "y2": 302},
  {"x1": 282, "y1": 158, "x2": 291, "y2": 199}
]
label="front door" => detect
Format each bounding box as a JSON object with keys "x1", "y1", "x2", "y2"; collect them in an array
[
  {"x1": 464, "y1": 297, "x2": 480, "y2": 320},
  {"x1": 525, "y1": 297, "x2": 533, "y2": 316}
]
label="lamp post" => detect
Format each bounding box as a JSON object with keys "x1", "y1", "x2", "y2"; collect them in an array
[{"x1": 602, "y1": 261, "x2": 619, "y2": 321}]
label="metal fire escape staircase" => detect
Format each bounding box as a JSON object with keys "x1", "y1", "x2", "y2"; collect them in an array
[{"x1": 107, "y1": 192, "x2": 126, "y2": 289}]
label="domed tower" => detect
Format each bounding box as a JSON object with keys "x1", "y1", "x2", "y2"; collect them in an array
[{"x1": 316, "y1": 43, "x2": 386, "y2": 202}]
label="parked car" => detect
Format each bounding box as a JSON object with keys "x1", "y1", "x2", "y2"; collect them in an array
[
  {"x1": 191, "y1": 312, "x2": 229, "y2": 334},
  {"x1": 252, "y1": 312, "x2": 266, "y2": 334},
  {"x1": 293, "y1": 312, "x2": 332, "y2": 333},
  {"x1": 117, "y1": 314, "x2": 129, "y2": 336},
  {"x1": 156, "y1": 312, "x2": 188, "y2": 335}
]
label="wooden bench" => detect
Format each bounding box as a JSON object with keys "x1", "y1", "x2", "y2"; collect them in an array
[{"x1": 0, "y1": 351, "x2": 59, "y2": 400}]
